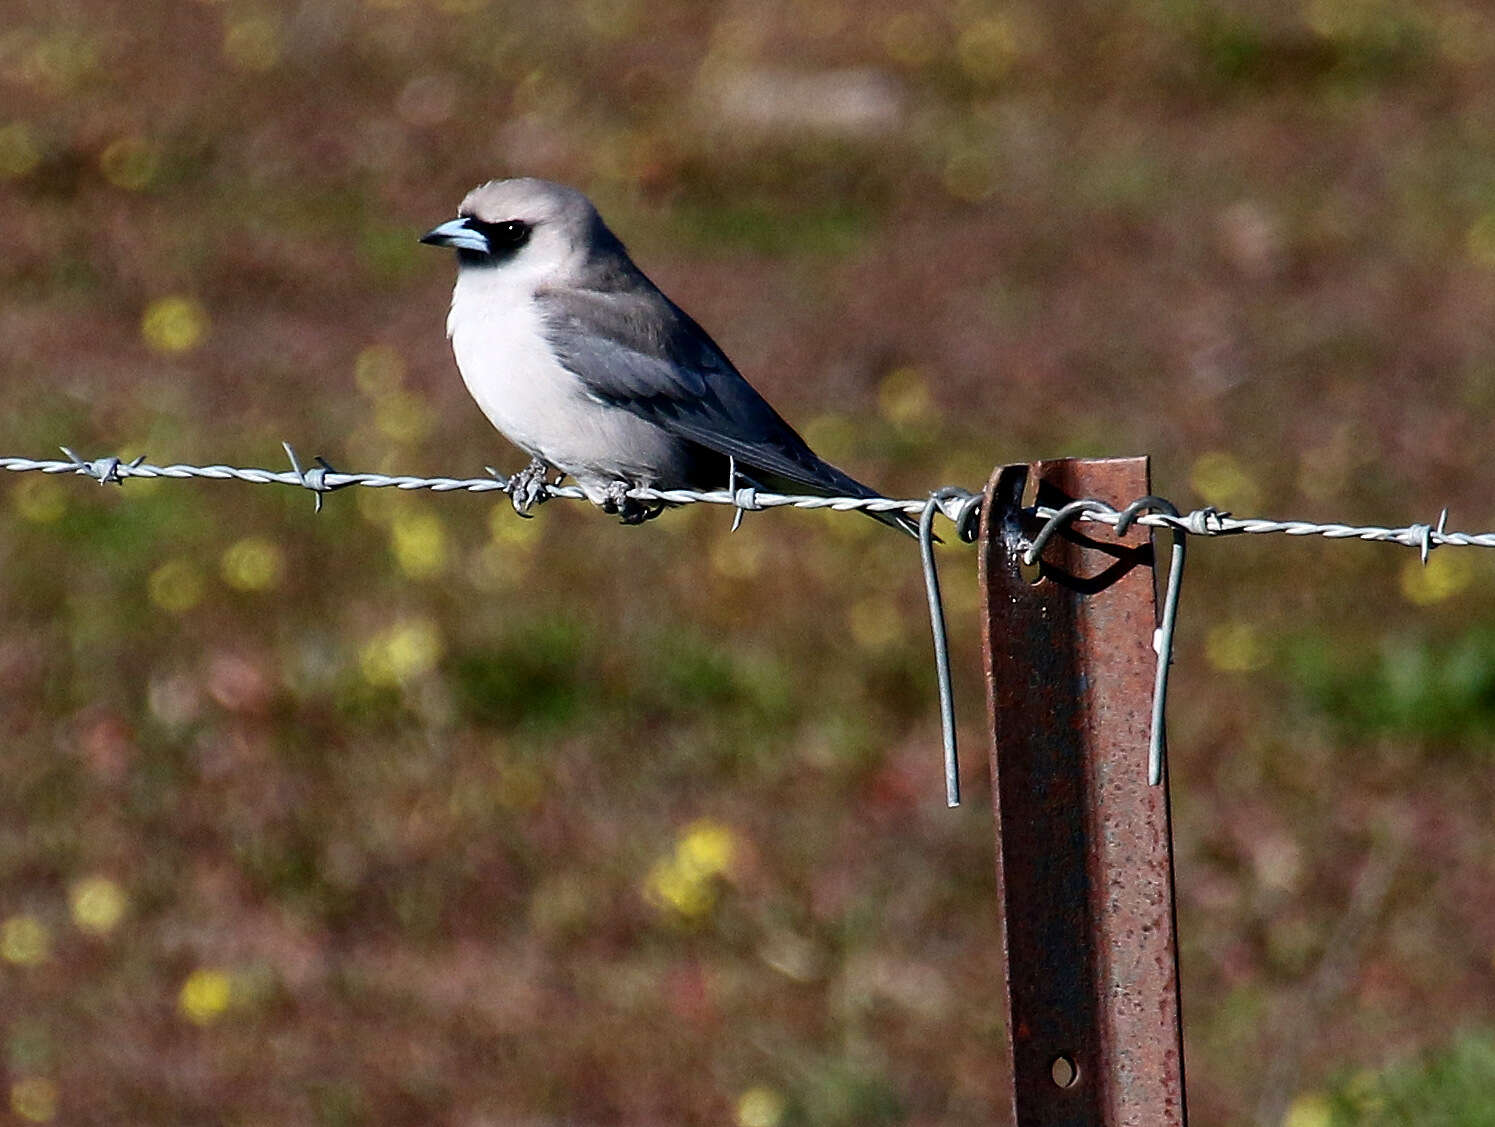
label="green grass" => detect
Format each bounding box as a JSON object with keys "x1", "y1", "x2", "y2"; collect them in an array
[{"x1": 1320, "y1": 1032, "x2": 1495, "y2": 1126}]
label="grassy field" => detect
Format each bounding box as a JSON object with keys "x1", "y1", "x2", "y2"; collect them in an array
[{"x1": 4, "y1": 0, "x2": 1495, "y2": 1123}]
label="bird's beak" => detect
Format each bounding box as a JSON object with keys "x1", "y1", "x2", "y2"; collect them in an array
[{"x1": 419, "y1": 217, "x2": 490, "y2": 254}]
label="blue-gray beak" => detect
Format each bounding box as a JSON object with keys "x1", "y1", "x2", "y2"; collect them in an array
[{"x1": 419, "y1": 217, "x2": 490, "y2": 254}]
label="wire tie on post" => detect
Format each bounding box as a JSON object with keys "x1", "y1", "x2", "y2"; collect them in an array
[
  {"x1": 1022, "y1": 498, "x2": 1116, "y2": 567},
  {"x1": 921, "y1": 485, "x2": 981, "y2": 808},
  {"x1": 936, "y1": 488, "x2": 984, "y2": 543},
  {"x1": 1115, "y1": 496, "x2": 1188, "y2": 787},
  {"x1": 282, "y1": 442, "x2": 351, "y2": 513}
]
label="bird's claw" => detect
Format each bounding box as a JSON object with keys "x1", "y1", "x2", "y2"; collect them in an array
[
  {"x1": 601, "y1": 480, "x2": 662, "y2": 525},
  {"x1": 507, "y1": 457, "x2": 552, "y2": 518}
]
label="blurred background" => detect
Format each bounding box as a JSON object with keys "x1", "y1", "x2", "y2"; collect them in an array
[{"x1": 3, "y1": 0, "x2": 1495, "y2": 1123}]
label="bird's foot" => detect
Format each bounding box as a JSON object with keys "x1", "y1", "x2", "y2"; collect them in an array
[
  {"x1": 601, "y1": 480, "x2": 662, "y2": 525},
  {"x1": 506, "y1": 457, "x2": 553, "y2": 518}
]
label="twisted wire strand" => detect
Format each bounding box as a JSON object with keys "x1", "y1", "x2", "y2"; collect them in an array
[
  {"x1": 1, "y1": 451, "x2": 1489, "y2": 553},
  {"x1": 1, "y1": 453, "x2": 929, "y2": 515},
  {"x1": 1054, "y1": 506, "x2": 1489, "y2": 554}
]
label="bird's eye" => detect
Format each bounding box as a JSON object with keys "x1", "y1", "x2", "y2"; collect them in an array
[
  {"x1": 458, "y1": 217, "x2": 532, "y2": 254},
  {"x1": 469, "y1": 216, "x2": 535, "y2": 248},
  {"x1": 487, "y1": 220, "x2": 530, "y2": 247}
]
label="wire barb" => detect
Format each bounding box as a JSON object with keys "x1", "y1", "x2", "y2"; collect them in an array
[
  {"x1": 282, "y1": 442, "x2": 356, "y2": 513},
  {"x1": 59, "y1": 447, "x2": 144, "y2": 486},
  {"x1": 727, "y1": 454, "x2": 759, "y2": 533},
  {"x1": 1415, "y1": 508, "x2": 1449, "y2": 566}
]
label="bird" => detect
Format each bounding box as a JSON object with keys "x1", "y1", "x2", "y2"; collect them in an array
[{"x1": 419, "y1": 177, "x2": 918, "y2": 536}]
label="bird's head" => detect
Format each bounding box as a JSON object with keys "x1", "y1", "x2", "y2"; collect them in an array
[{"x1": 420, "y1": 178, "x2": 620, "y2": 284}]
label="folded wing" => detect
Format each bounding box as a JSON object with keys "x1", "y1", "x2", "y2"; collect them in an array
[{"x1": 538, "y1": 286, "x2": 879, "y2": 499}]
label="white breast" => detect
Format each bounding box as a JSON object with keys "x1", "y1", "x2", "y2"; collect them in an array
[{"x1": 445, "y1": 267, "x2": 687, "y2": 501}]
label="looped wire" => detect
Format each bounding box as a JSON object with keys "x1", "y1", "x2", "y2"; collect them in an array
[
  {"x1": 1115, "y1": 494, "x2": 1173, "y2": 536},
  {"x1": 1115, "y1": 495, "x2": 1188, "y2": 787},
  {"x1": 933, "y1": 486, "x2": 984, "y2": 543},
  {"x1": 920, "y1": 489, "x2": 977, "y2": 807},
  {"x1": 1020, "y1": 492, "x2": 1188, "y2": 787},
  {"x1": 1023, "y1": 498, "x2": 1117, "y2": 566}
]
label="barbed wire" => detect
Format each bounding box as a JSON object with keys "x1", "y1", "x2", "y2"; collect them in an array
[
  {"x1": 2, "y1": 448, "x2": 1485, "y2": 558},
  {"x1": 4, "y1": 448, "x2": 949, "y2": 519},
  {"x1": 3, "y1": 445, "x2": 1488, "y2": 809}
]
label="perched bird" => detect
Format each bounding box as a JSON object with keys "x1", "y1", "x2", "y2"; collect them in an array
[{"x1": 420, "y1": 178, "x2": 917, "y2": 535}]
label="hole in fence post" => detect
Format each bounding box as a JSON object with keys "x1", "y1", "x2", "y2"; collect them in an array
[{"x1": 1050, "y1": 1054, "x2": 1078, "y2": 1088}]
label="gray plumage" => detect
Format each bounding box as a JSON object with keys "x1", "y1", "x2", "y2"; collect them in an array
[{"x1": 421, "y1": 178, "x2": 916, "y2": 535}]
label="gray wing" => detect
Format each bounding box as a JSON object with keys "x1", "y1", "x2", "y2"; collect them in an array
[{"x1": 537, "y1": 286, "x2": 876, "y2": 497}]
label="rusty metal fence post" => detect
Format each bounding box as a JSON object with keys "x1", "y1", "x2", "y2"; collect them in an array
[{"x1": 979, "y1": 458, "x2": 1187, "y2": 1126}]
